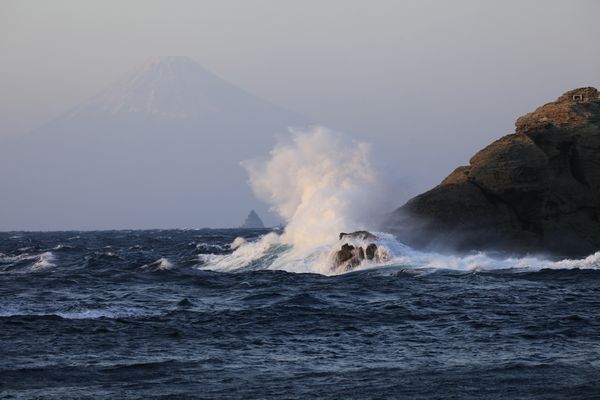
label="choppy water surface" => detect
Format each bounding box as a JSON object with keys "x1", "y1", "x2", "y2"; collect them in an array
[{"x1": 2, "y1": 230, "x2": 600, "y2": 399}]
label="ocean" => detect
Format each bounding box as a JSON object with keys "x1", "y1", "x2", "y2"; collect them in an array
[{"x1": 2, "y1": 229, "x2": 600, "y2": 399}]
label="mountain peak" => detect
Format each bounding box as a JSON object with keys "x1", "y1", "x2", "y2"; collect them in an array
[
  {"x1": 65, "y1": 56, "x2": 289, "y2": 120},
  {"x1": 146, "y1": 55, "x2": 197, "y2": 65},
  {"x1": 6, "y1": 57, "x2": 307, "y2": 230},
  {"x1": 135, "y1": 56, "x2": 211, "y2": 77}
]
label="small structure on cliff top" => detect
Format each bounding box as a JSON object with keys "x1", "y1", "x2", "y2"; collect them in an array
[{"x1": 567, "y1": 87, "x2": 598, "y2": 102}]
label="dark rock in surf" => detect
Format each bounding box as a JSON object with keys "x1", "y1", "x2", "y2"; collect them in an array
[
  {"x1": 388, "y1": 87, "x2": 600, "y2": 257},
  {"x1": 333, "y1": 231, "x2": 380, "y2": 271},
  {"x1": 333, "y1": 243, "x2": 362, "y2": 271},
  {"x1": 358, "y1": 247, "x2": 365, "y2": 260},
  {"x1": 365, "y1": 243, "x2": 378, "y2": 260},
  {"x1": 335, "y1": 244, "x2": 356, "y2": 264},
  {"x1": 339, "y1": 231, "x2": 378, "y2": 241}
]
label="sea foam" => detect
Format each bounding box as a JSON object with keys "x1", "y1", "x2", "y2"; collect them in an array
[
  {"x1": 200, "y1": 127, "x2": 600, "y2": 275},
  {"x1": 141, "y1": 257, "x2": 173, "y2": 271},
  {"x1": 202, "y1": 127, "x2": 383, "y2": 274}
]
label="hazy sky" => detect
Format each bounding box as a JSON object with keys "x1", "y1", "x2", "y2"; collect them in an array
[{"x1": 1, "y1": 0, "x2": 600, "y2": 228}]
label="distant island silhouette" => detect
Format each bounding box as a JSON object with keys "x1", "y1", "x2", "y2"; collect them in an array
[{"x1": 240, "y1": 210, "x2": 265, "y2": 229}]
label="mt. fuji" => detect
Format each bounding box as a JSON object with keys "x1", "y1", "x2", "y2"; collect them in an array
[
  {"x1": 63, "y1": 56, "x2": 298, "y2": 121},
  {"x1": 0, "y1": 57, "x2": 308, "y2": 230}
]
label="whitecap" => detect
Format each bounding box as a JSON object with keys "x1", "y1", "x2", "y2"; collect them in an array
[
  {"x1": 53, "y1": 244, "x2": 74, "y2": 250},
  {"x1": 230, "y1": 237, "x2": 247, "y2": 250},
  {"x1": 201, "y1": 229, "x2": 600, "y2": 276},
  {"x1": 198, "y1": 253, "x2": 221, "y2": 264},
  {"x1": 195, "y1": 242, "x2": 227, "y2": 251},
  {"x1": 141, "y1": 257, "x2": 173, "y2": 271},
  {"x1": 55, "y1": 307, "x2": 158, "y2": 319},
  {"x1": 31, "y1": 252, "x2": 56, "y2": 270},
  {"x1": 0, "y1": 306, "x2": 160, "y2": 320}
]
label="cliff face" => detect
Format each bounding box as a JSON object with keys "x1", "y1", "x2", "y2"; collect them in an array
[{"x1": 390, "y1": 87, "x2": 600, "y2": 257}]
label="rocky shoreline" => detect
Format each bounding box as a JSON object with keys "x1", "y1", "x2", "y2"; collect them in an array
[{"x1": 388, "y1": 87, "x2": 600, "y2": 257}]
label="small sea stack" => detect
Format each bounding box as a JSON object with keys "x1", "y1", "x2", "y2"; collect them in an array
[{"x1": 240, "y1": 210, "x2": 265, "y2": 229}]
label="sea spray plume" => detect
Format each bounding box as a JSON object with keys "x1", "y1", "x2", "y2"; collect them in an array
[
  {"x1": 242, "y1": 126, "x2": 381, "y2": 250},
  {"x1": 200, "y1": 127, "x2": 385, "y2": 274}
]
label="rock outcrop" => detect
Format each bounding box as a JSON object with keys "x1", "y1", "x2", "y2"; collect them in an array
[
  {"x1": 389, "y1": 87, "x2": 600, "y2": 257},
  {"x1": 333, "y1": 231, "x2": 381, "y2": 271},
  {"x1": 339, "y1": 231, "x2": 378, "y2": 241},
  {"x1": 240, "y1": 210, "x2": 265, "y2": 229}
]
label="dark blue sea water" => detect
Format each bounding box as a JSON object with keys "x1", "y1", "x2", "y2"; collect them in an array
[{"x1": 2, "y1": 229, "x2": 600, "y2": 399}]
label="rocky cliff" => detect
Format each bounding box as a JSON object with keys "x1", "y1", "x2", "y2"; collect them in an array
[{"x1": 389, "y1": 87, "x2": 600, "y2": 257}]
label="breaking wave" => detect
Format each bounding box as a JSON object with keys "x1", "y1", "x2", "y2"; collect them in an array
[
  {"x1": 0, "y1": 305, "x2": 160, "y2": 320},
  {"x1": 141, "y1": 257, "x2": 173, "y2": 271},
  {"x1": 32, "y1": 252, "x2": 56, "y2": 270},
  {"x1": 201, "y1": 232, "x2": 600, "y2": 275},
  {"x1": 200, "y1": 127, "x2": 600, "y2": 275},
  {"x1": 201, "y1": 127, "x2": 383, "y2": 274},
  {"x1": 0, "y1": 251, "x2": 56, "y2": 273}
]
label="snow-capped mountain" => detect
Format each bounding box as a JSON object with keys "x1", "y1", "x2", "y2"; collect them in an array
[
  {"x1": 64, "y1": 56, "x2": 295, "y2": 120},
  {"x1": 0, "y1": 57, "x2": 308, "y2": 230}
]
